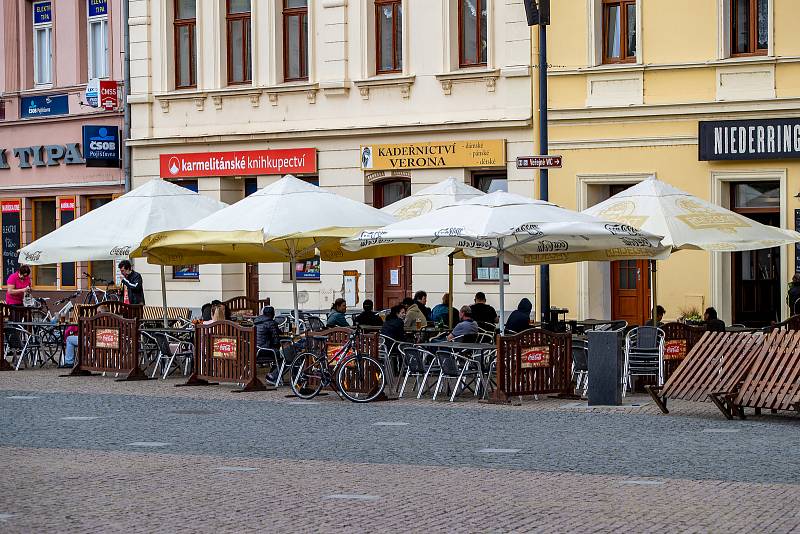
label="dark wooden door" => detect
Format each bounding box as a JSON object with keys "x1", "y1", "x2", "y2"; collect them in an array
[
  {"x1": 374, "y1": 179, "x2": 411, "y2": 310},
  {"x1": 246, "y1": 263, "x2": 259, "y2": 301},
  {"x1": 732, "y1": 212, "x2": 780, "y2": 327},
  {"x1": 611, "y1": 259, "x2": 650, "y2": 326}
]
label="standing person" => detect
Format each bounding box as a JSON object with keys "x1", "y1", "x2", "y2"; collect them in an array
[
  {"x1": 381, "y1": 304, "x2": 407, "y2": 342},
  {"x1": 5, "y1": 264, "x2": 31, "y2": 306},
  {"x1": 431, "y1": 293, "x2": 459, "y2": 327},
  {"x1": 355, "y1": 299, "x2": 383, "y2": 327},
  {"x1": 118, "y1": 260, "x2": 145, "y2": 305},
  {"x1": 327, "y1": 298, "x2": 350, "y2": 328},
  {"x1": 505, "y1": 298, "x2": 533, "y2": 334},
  {"x1": 788, "y1": 274, "x2": 800, "y2": 316},
  {"x1": 470, "y1": 292, "x2": 498, "y2": 329},
  {"x1": 704, "y1": 307, "x2": 726, "y2": 332}
]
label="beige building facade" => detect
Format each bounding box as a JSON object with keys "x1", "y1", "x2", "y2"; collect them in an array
[
  {"x1": 128, "y1": 0, "x2": 535, "y2": 313},
  {"x1": 545, "y1": 0, "x2": 800, "y2": 327}
]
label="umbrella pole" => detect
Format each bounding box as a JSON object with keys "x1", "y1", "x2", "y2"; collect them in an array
[
  {"x1": 498, "y1": 247, "x2": 505, "y2": 334},
  {"x1": 290, "y1": 252, "x2": 301, "y2": 335},
  {"x1": 448, "y1": 252, "x2": 454, "y2": 330},
  {"x1": 160, "y1": 265, "x2": 168, "y2": 328},
  {"x1": 651, "y1": 259, "x2": 658, "y2": 328}
]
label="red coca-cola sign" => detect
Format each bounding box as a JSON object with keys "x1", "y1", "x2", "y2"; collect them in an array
[
  {"x1": 212, "y1": 337, "x2": 237, "y2": 359},
  {"x1": 159, "y1": 148, "x2": 317, "y2": 178},
  {"x1": 664, "y1": 339, "x2": 687, "y2": 360},
  {"x1": 520, "y1": 346, "x2": 550, "y2": 368}
]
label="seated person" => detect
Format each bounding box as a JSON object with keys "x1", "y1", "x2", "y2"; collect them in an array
[
  {"x1": 431, "y1": 293, "x2": 459, "y2": 327},
  {"x1": 448, "y1": 306, "x2": 479, "y2": 341},
  {"x1": 505, "y1": 298, "x2": 533, "y2": 334},
  {"x1": 470, "y1": 292, "x2": 498, "y2": 330},
  {"x1": 62, "y1": 324, "x2": 79, "y2": 368},
  {"x1": 646, "y1": 305, "x2": 666, "y2": 327},
  {"x1": 380, "y1": 304, "x2": 407, "y2": 342},
  {"x1": 704, "y1": 307, "x2": 726, "y2": 332},
  {"x1": 326, "y1": 298, "x2": 350, "y2": 328},
  {"x1": 200, "y1": 303, "x2": 213, "y2": 321},
  {"x1": 354, "y1": 299, "x2": 383, "y2": 327},
  {"x1": 204, "y1": 303, "x2": 226, "y2": 325},
  {"x1": 254, "y1": 306, "x2": 283, "y2": 383},
  {"x1": 404, "y1": 296, "x2": 428, "y2": 329}
]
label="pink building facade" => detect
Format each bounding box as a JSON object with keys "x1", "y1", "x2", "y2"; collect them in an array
[{"x1": 0, "y1": 0, "x2": 124, "y2": 297}]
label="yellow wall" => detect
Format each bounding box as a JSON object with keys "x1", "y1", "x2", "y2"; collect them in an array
[{"x1": 641, "y1": 1, "x2": 718, "y2": 64}]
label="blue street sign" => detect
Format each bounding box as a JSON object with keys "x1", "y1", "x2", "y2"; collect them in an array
[
  {"x1": 33, "y1": 1, "x2": 52, "y2": 24},
  {"x1": 88, "y1": 0, "x2": 107, "y2": 17},
  {"x1": 82, "y1": 125, "x2": 120, "y2": 167},
  {"x1": 20, "y1": 94, "x2": 68, "y2": 118}
]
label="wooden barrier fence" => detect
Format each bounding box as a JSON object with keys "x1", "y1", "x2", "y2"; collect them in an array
[
  {"x1": 181, "y1": 320, "x2": 267, "y2": 392},
  {"x1": 223, "y1": 296, "x2": 271, "y2": 317},
  {"x1": 661, "y1": 322, "x2": 706, "y2": 382},
  {"x1": 70, "y1": 313, "x2": 147, "y2": 381},
  {"x1": 75, "y1": 302, "x2": 143, "y2": 320},
  {"x1": 492, "y1": 328, "x2": 573, "y2": 403},
  {"x1": 0, "y1": 303, "x2": 32, "y2": 323}
]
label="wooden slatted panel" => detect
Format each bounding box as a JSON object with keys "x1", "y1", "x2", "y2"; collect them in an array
[
  {"x1": 493, "y1": 329, "x2": 572, "y2": 402},
  {"x1": 735, "y1": 331, "x2": 800, "y2": 411},
  {"x1": 316, "y1": 328, "x2": 380, "y2": 394},
  {"x1": 73, "y1": 312, "x2": 144, "y2": 380},
  {"x1": 0, "y1": 304, "x2": 32, "y2": 322},
  {"x1": 188, "y1": 320, "x2": 265, "y2": 392},
  {"x1": 76, "y1": 302, "x2": 143, "y2": 320},
  {"x1": 141, "y1": 306, "x2": 191, "y2": 321},
  {"x1": 661, "y1": 332, "x2": 761, "y2": 402}
]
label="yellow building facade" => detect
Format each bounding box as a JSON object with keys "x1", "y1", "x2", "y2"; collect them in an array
[{"x1": 544, "y1": 0, "x2": 800, "y2": 327}]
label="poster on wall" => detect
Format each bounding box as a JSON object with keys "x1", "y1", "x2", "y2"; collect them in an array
[
  {"x1": 59, "y1": 198, "x2": 76, "y2": 287},
  {"x1": 295, "y1": 257, "x2": 320, "y2": 280},
  {"x1": 1, "y1": 200, "x2": 21, "y2": 283}
]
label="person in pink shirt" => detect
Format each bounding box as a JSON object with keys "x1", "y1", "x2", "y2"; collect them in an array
[{"x1": 5, "y1": 265, "x2": 31, "y2": 306}]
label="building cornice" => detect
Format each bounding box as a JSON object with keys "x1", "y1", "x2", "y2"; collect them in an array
[{"x1": 548, "y1": 55, "x2": 800, "y2": 76}]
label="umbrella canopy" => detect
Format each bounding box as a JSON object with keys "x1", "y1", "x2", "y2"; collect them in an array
[
  {"x1": 343, "y1": 191, "x2": 669, "y2": 329},
  {"x1": 583, "y1": 176, "x2": 800, "y2": 252},
  {"x1": 18, "y1": 179, "x2": 228, "y2": 265},
  {"x1": 380, "y1": 177, "x2": 485, "y2": 220},
  {"x1": 133, "y1": 175, "x2": 399, "y2": 332}
]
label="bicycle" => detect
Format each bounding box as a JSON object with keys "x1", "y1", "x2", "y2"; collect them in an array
[
  {"x1": 82, "y1": 272, "x2": 121, "y2": 305},
  {"x1": 31, "y1": 290, "x2": 82, "y2": 322},
  {"x1": 289, "y1": 325, "x2": 386, "y2": 403}
]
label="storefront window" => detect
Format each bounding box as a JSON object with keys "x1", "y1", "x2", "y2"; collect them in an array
[
  {"x1": 59, "y1": 197, "x2": 76, "y2": 287},
  {"x1": 244, "y1": 177, "x2": 258, "y2": 196},
  {"x1": 32, "y1": 198, "x2": 57, "y2": 286},
  {"x1": 734, "y1": 182, "x2": 780, "y2": 209},
  {"x1": 169, "y1": 180, "x2": 200, "y2": 279},
  {"x1": 87, "y1": 196, "x2": 114, "y2": 284},
  {"x1": 471, "y1": 173, "x2": 509, "y2": 282}
]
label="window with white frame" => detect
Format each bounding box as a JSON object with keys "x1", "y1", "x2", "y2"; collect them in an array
[
  {"x1": 32, "y1": 1, "x2": 53, "y2": 85},
  {"x1": 88, "y1": 0, "x2": 109, "y2": 79}
]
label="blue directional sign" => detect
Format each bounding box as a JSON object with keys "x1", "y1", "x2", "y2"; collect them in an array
[
  {"x1": 88, "y1": 0, "x2": 108, "y2": 17},
  {"x1": 20, "y1": 94, "x2": 69, "y2": 118}
]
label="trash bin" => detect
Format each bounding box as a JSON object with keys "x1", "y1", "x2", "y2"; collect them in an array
[{"x1": 587, "y1": 328, "x2": 624, "y2": 406}]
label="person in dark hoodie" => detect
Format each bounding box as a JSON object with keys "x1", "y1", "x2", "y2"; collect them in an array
[
  {"x1": 505, "y1": 298, "x2": 533, "y2": 334},
  {"x1": 788, "y1": 273, "x2": 800, "y2": 315}
]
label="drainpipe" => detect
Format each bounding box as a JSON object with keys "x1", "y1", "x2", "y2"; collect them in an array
[{"x1": 122, "y1": 0, "x2": 132, "y2": 192}]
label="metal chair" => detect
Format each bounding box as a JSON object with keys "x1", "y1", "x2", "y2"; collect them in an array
[
  {"x1": 150, "y1": 332, "x2": 193, "y2": 379},
  {"x1": 256, "y1": 346, "x2": 285, "y2": 385},
  {"x1": 623, "y1": 326, "x2": 665, "y2": 397},
  {"x1": 398, "y1": 346, "x2": 436, "y2": 398},
  {"x1": 432, "y1": 350, "x2": 481, "y2": 402},
  {"x1": 572, "y1": 337, "x2": 589, "y2": 397}
]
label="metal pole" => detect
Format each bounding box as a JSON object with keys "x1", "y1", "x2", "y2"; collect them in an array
[
  {"x1": 448, "y1": 252, "x2": 454, "y2": 330},
  {"x1": 538, "y1": 24, "x2": 550, "y2": 323},
  {"x1": 122, "y1": 0, "x2": 132, "y2": 192},
  {"x1": 160, "y1": 265, "x2": 168, "y2": 328},
  {"x1": 651, "y1": 260, "x2": 658, "y2": 327},
  {"x1": 498, "y1": 248, "x2": 506, "y2": 333}
]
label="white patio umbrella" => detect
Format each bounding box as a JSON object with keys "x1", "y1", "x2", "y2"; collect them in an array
[
  {"x1": 583, "y1": 176, "x2": 800, "y2": 325},
  {"x1": 19, "y1": 179, "x2": 227, "y2": 325},
  {"x1": 379, "y1": 177, "x2": 485, "y2": 327},
  {"x1": 343, "y1": 191, "x2": 669, "y2": 331},
  {"x1": 133, "y1": 175, "x2": 398, "y2": 332}
]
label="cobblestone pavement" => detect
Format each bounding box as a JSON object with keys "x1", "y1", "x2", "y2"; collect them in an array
[{"x1": 1, "y1": 370, "x2": 799, "y2": 533}]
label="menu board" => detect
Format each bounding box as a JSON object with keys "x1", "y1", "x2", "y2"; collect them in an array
[{"x1": 1, "y1": 200, "x2": 21, "y2": 283}]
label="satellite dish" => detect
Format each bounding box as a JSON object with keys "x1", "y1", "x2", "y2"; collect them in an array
[{"x1": 297, "y1": 291, "x2": 309, "y2": 304}]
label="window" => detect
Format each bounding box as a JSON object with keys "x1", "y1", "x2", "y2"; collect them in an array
[
  {"x1": 86, "y1": 196, "x2": 115, "y2": 284},
  {"x1": 283, "y1": 0, "x2": 309, "y2": 81},
  {"x1": 376, "y1": 0, "x2": 402, "y2": 74},
  {"x1": 174, "y1": 0, "x2": 197, "y2": 89},
  {"x1": 59, "y1": 197, "x2": 77, "y2": 287},
  {"x1": 731, "y1": 0, "x2": 768, "y2": 56},
  {"x1": 472, "y1": 174, "x2": 509, "y2": 282},
  {"x1": 244, "y1": 177, "x2": 258, "y2": 197},
  {"x1": 32, "y1": 1, "x2": 53, "y2": 85},
  {"x1": 32, "y1": 198, "x2": 57, "y2": 287},
  {"x1": 168, "y1": 180, "x2": 200, "y2": 280},
  {"x1": 227, "y1": 0, "x2": 251, "y2": 84},
  {"x1": 458, "y1": 0, "x2": 487, "y2": 68},
  {"x1": 602, "y1": 0, "x2": 636, "y2": 63},
  {"x1": 88, "y1": 0, "x2": 109, "y2": 79}
]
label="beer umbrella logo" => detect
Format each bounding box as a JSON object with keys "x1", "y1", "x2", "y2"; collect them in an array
[
  {"x1": 675, "y1": 199, "x2": 749, "y2": 234},
  {"x1": 597, "y1": 201, "x2": 647, "y2": 229}
]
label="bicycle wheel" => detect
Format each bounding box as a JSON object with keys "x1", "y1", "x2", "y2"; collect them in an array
[
  {"x1": 83, "y1": 291, "x2": 97, "y2": 305},
  {"x1": 337, "y1": 354, "x2": 385, "y2": 403},
  {"x1": 289, "y1": 352, "x2": 326, "y2": 400},
  {"x1": 104, "y1": 292, "x2": 120, "y2": 302}
]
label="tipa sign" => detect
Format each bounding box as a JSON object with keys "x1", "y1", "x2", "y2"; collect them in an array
[
  {"x1": 95, "y1": 328, "x2": 120, "y2": 350},
  {"x1": 212, "y1": 337, "x2": 237, "y2": 359},
  {"x1": 520, "y1": 346, "x2": 550, "y2": 368}
]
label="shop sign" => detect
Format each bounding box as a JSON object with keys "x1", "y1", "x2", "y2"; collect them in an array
[
  {"x1": 33, "y1": 1, "x2": 52, "y2": 24},
  {"x1": 1, "y1": 200, "x2": 21, "y2": 282},
  {"x1": 88, "y1": 0, "x2": 108, "y2": 17},
  {"x1": 699, "y1": 118, "x2": 800, "y2": 161},
  {"x1": 0, "y1": 144, "x2": 85, "y2": 169},
  {"x1": 360, "y1": 140, "x2": 506, "y2": 171},
  {"x1": 85, "y1": 78, "x2": 100, "y2": 107},
  {"x1": 20, "y1": 94, "x2": 69, "y2": 119},
  {"x1": 160, "y1": 148, "x2": 317, "y2": 178},
  {"x1": 100, "y1": 80, "x2": 118, "y2": 110},
  {"x1": 82, "y1": 125, "x2": 120, "y2": 168}
]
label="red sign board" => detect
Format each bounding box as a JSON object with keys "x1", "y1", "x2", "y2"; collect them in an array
[
  {"x1": 1, "y1": 200, "x2": 21, "y2": 213},
  {"x1": 100, "y1": 80, "x2": 118, "y2": 110},
  {"x1": 160, "y1": 148, "x2": 317, "y2": 178},
  {"x1": 664, "y1": 339, "x2": 688, "y2": 361},
  {"x1": 516, "y1": 155, "x2": 563, "y2": 169},
  {"x1": 95, "y1": 328, "x2": 120, "y2": 350},
  {"x1": 59, "y1": 197, "x2": 75, "y2": 211},
  {"x1": 212, "y1": 337, "x2": 238, "y2": 359},
  {"x1": 521, "y1": 346, "x2": 551, "y2": 368}
]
